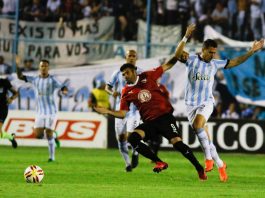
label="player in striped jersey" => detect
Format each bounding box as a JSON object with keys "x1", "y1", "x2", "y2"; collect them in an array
[
  {"x1": 175, "y1": 29, "x2": 264, "y2": 182},
  {"x1": 17, "y1": 59, "x2": 68, "y2": 162},
  {"x1": 105, "y1": 50, "x2": 143, "y2": 172}
]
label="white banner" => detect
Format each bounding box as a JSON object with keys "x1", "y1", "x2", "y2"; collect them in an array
[
  {"x1": 9, "y1": 56, "x2": 187, "y2": 116},
  {"x1": 1, "y1": 110, "x2": 107, "y2": 148},
  {"x1": 204, "y1": 25, "x2": 254, "y2": 47},
  {"x1": 0, "y1": 17, "x2": 114, "y2": 67},
  {"x1": 137, "y1": 20, "x2": 182, "y2": 57}
]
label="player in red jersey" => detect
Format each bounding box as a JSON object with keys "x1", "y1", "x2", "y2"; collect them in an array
[{"x1": 94, "y1": 24, "x2": 207, "y2": 180}]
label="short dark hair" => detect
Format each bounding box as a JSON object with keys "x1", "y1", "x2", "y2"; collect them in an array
[
  {"x1": 120, "y1": 63, "x2": 136, "y2": 72},
  {"x1": 40, "y1": 59, "x2": 49, "y2": 64},
  {"x1": 203, "y1": 39, "x2": 218, "y2": 49}
]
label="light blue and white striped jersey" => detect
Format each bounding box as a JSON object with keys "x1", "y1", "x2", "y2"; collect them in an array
[
  {"x1": 25, "y1": 75, "x2": 65, "y2": 116},
  {"x1": 185, "y1": 54, "x2": 228, "y2": 106},
  {"x1": 107, "y1": 67, "x2": 143, "y2": 114}
]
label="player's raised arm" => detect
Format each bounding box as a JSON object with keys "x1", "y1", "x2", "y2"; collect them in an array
[
  {"x1": 226, "y1": 39, "x2": 264, "y2": 68},
  {"x1": 93, "y1": 106, "x2": 128, "y2": 119},
  {"x1": 15, "y1": 56, "x2": 26, "y2": 81},
  {"x1": 162, "y1": 24, "x2": 195, "y2": 72}
]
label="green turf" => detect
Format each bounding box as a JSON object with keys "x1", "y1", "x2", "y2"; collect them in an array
[{"x1": 0, "y1": 146, "x2": 264, "y2": 198}]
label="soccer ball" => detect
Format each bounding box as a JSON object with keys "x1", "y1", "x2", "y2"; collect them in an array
[{"x1": 24, "y1": 165, "x2": 44, "y2": 183}]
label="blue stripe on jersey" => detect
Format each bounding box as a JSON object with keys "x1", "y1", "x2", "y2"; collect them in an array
[
  {"x1": 190, "y1": 58, "x2": 200, "y2": 105},
  {"x1": 46, "y1": 78, "x2": 52, "y2": 115},
  {"x1": 184, "y1": 58, "x2": 196, "y2": 105},
  {"x1": 197, "y1": 61, "x2": 207, "y2": 105},
  {"x1": 205, "y1": 63, "x2": 213, "y2": 101}
]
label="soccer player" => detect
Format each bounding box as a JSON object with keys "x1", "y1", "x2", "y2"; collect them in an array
[
  {"x1": 0, "y1": 76, "x2": 18, "y2": 148},
  {"x1": 175, "y1": 29, "x2": 264, "y2": 182},
  {"x1": 105, "y1": 50, "x2": 142, "y2": 172},
  {"x1": 17, "y1": 59, "x2": 68, "y2": 162},
  {"x1": 95, "y1": 24, "x2": 208, "y2": 180}
]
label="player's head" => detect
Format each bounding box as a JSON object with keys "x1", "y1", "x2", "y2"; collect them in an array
[
  {"x1": 178, "y1": 50, "x2": 189, "y2": 63},
  {"x1": 39, "y1": 59, "x2": 49, "y2": 77},
  {"x1": 120, "y1": 63, "x2": 137, "y2": 84},
  {"x1": 201, "y1": 39, "x2": 218, "y2": 62},
  {"x1": 125, "y1": 50, "x2": 137, "y2": 66}
]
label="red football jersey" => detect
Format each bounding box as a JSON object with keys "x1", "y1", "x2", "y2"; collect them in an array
[{"x1": 120, "y1": 66, "x2": 173, "y2": 121}]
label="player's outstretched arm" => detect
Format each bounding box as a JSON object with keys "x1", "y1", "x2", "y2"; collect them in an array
[
  {"x1": 15, "y1": 56, "x2": 26, "y2": 81},
  {"x1": 162, "y1": 24, "x2": 195, "y2": 72},
  {"x1": 227, "y1": 39, "x2": 264, "y2": 68},
  {"x1": 105, "y1": 84, "x2": 120, "y2": 98},
  {"x1": 93, "y1": 106, "x2": 127, "y2": 119}
]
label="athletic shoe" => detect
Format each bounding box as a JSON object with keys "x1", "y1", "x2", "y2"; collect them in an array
[
  {"x1": 54, "y1": 131, "x2": 61, "y2": 148},
  {"x1": 48, "y1": 158, "x2": 54, "y2": 162},
  {"x1": 10, "y1": 133, "x2": 17, "y2": 148},
  {"x1": 125, "y1": 165, "x2": 132, "y2": 172},
  {"x1": 205, "y1": 159, "x2": 214, "y2": 172},
  {"x1": 153, "y1": 161, "x2": 168, "y2": 173},
  {"x1": 197, "y1": 170, "x2": 208, "y2": 181},
  {"x1": 131, "y1": 154, "x2": 139, "y2": 169},
  {"x1": 218, "y1": 162, "x2": 228, "y2": 182}
]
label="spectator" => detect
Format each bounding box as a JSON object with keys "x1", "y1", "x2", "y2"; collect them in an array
[
  {"x1": 236, "y1": 0, "x2": 249, "y2": 40},
  {"x1": 227, "y1": 0, "x2": 237, "y2": 39},
  {"x1": 21, "y1": 59, "x2": 36, "y2": 72},
  {"x1": 261, "y1": 0, "x2": 265, "y2": 37},
  {"x1": 155, "y1": 0, "x2": 166, "y2": 25},
  {"x1": 0, "y1": 56, "x2": 12, "y2": 75},
  {"x1": 0, "y1": 1, "x2": 3, "y2": 14},
  {"x1": 211, "y1": 2, "x2": 229, "y2": 35},
  {"x1": 112, "y1": 0, "x2": 133, "y2": 40},
  {"x1": 46, "y1": 0, "x2": 61, "y2": 21},
  {"x1": 23, "y1": 0, "x2": 47, "y2": 21},
  {"x1": 165, "y1": 0, "x2": 178, "y2": 25},
  {"x1": 191, "y1": 0, "x2": 209, "y2": 42},
  {"x1": 252, "y1": 106, "x2": 265, "y2": 120},
  {"x1": 88, "y1": 79, "x2": 110, "y2": 111},
  {"x1": 177, "y1": 0, "x2": 191, "y2": 37},
  {"x1": 2, "y1": 0, "x2": 16, "y2": 15},
  {"x1": 60, "y1": 0, "x2": 83, "y2": 30},
  {"x1": 250, "y1": 0, "x2": 262, "y2": 40},
  {"x1": 240, "y1": 104, "x2": 254, "y2": 119},
  {"x1": 221, "y1": 102, "x2": 240, "y2": 119}
]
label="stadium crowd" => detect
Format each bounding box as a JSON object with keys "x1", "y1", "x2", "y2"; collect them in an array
[
  {"x1": 0, "y1": 0, "x2": 265, "y2": 41},
  {"x1": 0, "y1": 0, "x2": 264, "y2": 120}
]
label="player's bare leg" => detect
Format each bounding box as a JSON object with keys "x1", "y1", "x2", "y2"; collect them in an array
[{"x1": 193, "y1": 115, "x2": 213, "y2": 172}]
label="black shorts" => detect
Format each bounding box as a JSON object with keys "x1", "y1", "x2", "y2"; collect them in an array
[
  {"x1": 0, "y1": 105, "x2": 8, "y2": 123},
  {"x1": 135, "y1": 113, "x2": 181, "y2": 142}
]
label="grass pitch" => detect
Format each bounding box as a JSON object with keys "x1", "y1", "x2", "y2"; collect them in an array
[{"x1": 0, "y1": 146, "x2": 264, "y2": 198}]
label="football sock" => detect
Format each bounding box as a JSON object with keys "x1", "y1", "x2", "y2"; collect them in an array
[
  {"x1": 118, "y1": 141, "x2": 131, "y2": 166},
  {"x1": 132, "y1": 149, "x2": 138, "y2": 156},
  {"x1": 173, "y1": 141, "x2": 204, "y2": 171},
  {"x1": 48, "y1": 138, "x2": 55, "y2": 160},
  {"x1": 1, "y1": 131, "x2": 13, "y2": 140},
  {"x1": 196, "y1": 128, "x2": 212, "y2": 160},
  {"x1": 53, "y1": 131, "x2": 58, "y2": 138},
  {"x1": 209, "y1": 141, "x2": 223, "y2": 168},
  {"x1": 148, "y1": 140, "x2": 160, "y2": 156},
  {"x1": 128, "y1": 132, "x2": 162, "y2": 162}
]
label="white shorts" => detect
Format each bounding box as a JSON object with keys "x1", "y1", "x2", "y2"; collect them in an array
[
  {"x1": 34, "y1": 115, "x2": 57, "y2": 130},
  {"x1": 186, "y1": 102, "x2": 214, "y2": 125},
  {"x1": 115, "y1": 111, "x2": 141, "y2": 136}
]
